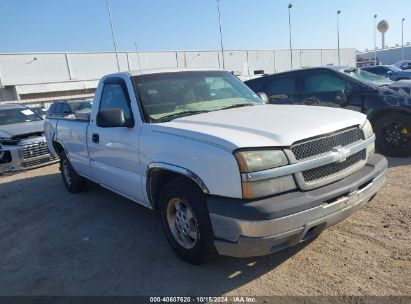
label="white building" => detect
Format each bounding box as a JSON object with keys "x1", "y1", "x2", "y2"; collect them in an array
[
  {"x1": 0, "y1": 48, "x2": 356, "y2": 105},
  {"x1": 357, "y1": 44, "x2": 411, "y2": 66}
]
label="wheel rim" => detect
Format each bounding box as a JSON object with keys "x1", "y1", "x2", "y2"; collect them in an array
[
  {"x1": 166, "y1": 197, "x2": 199, "y2": 249},
  {"x1": 62, "y1": 159, "x2": 72, "y2": 186},
  {"x1": 380, "y1": 121, "x2": 410, "y2": 149}
]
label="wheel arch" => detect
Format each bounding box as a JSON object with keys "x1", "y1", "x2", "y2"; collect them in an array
[
  {"x1": 146, "y1": 163, "x2": 209, "y2": 210},
  {"x1": 367, "y1": 107, "x2": 411, "y2": 126},
  {"x1": 52, "y1": 140, "x2": 66, "y2": 157}
]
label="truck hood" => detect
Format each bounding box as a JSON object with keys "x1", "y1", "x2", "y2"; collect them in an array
[
  {"x1": 0, "y1": 120, "x2": 44, "y2": 139},
  {"x1": 150, "y1": 105, "x2": 367, "y2": 151}
]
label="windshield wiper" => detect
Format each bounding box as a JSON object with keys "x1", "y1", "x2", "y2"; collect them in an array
[
  {"x1": 155, "y1": 110, "x2": 210, "y2": 122},
  {"x1": 218, "y1": 103, "x2": 255, "y2": 111}
]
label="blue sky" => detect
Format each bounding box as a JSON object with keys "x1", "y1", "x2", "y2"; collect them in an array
[{"x1": 0, "y1": 0, "x2": 410, "y2": 53}]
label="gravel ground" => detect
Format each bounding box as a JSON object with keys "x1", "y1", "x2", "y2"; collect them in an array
[{"x1": 0, "y1": 157, "x2": 410, "y2": 296}]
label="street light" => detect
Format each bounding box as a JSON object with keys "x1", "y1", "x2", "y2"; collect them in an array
[
  {"x1": 106, "y1": 0, "x2": 120, "y2": 72},
  {"x1": 337, "y1": 10, "x2": 341, "y2": 66},
  {"x1": 216, "y1": 0, "x2": 225, "y2": 70},
  {"x1": 288, "y1": 3, "x2": 293, "y2": 69},
  {"x1": 374, "y1": 14, "x2": 377, "y2": 65},
  {"x1": 402, "y1": 18, "x2": 406, "y2": 60}
]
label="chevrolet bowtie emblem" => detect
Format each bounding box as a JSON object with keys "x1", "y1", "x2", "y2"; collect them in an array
[{"x1": 333, "y1": 146, "x2": 350, "y2": 163}]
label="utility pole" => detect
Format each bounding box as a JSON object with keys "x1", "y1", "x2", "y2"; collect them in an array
[
  {"x1": 288, "y1": 3, "x2": 293, "y2": 69},
  {"x1": 374, "y1": 14, "x2": 377, "y2": 65},
  {"x1": 337, "y1": 10, "x2": 341, "y2": 66},
  {"x1": 402, "y1": 18, "x2": 406, "y2": 61}
]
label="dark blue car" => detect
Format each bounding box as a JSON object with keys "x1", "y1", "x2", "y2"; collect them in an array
[
  {"x1": 362, "y1": 65, "x2": 411, "y2": 81},
  {"x1": 245, "y1": 67, "x2": 411, "y2": 157}
]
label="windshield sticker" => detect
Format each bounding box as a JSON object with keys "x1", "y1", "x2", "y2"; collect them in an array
[{"x1": 21, "y1": 109, "x2": 35, "y2": 116}]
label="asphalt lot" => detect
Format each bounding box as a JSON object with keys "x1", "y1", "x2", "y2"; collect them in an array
[{"x1": 0, "y1": 157, "x2": 410, "y2": 296}]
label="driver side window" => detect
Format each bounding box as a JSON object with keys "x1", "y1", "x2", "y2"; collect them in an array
[
  {"x1": 304, "y1": 73, "x2": 346, "y2": 92},
  {"x1": 100, "y1": 81, "x2": 132, "y2": 121}
]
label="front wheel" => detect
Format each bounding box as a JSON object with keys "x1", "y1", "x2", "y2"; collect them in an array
[
  {"x1": 159, "y1": 177, "x2": 215, "y2": 264},
  {"x1": 374, "y1": 113, "x2": 411, "y2": 157}
]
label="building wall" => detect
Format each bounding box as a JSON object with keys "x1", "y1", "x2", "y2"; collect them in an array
[
  {"x1": 0, "y1": 48, "x2": 356, "y2": 103},
  {"x1": 357, "y1": 45, "x2": 411, "y2": 65}
]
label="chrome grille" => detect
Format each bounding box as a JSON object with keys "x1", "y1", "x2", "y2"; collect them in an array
[
  {"x1": 19, "y1": 139, "x2": 50, "y2": 160},
  {"x1": 302, "y1": 150, "x2": 366, "y2": 182},
  {"x1": 21, "y1": 157, "x2": 56, "y2": 168},
  {"x1": 291, "y1": 128, "x2": 364, "y2": 160}
]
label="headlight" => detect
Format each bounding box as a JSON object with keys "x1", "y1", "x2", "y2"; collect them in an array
[
  {"x1": 234, "y1": 150, "x2": 288, "y2": 173},
  {"x1": 361, "y1": 119, "x2": 375, "y2": 158},
  {"x1": 235, "y1": 149, "x2": 296, "y2": 198},
  {"x1": 361, "y1": 119, "x2": 373, "y2": 139},
  {"x1": 242, "y1": 175, "x2": 296, "y2": 199}
]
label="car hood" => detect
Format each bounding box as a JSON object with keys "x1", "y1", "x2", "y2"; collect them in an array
[
  {"x1": 393, "y1": 70, "x2": 411, "y2": 76},
  {"x1": 150, "y1": 105, "x2": 367, "y2": 151},
  {"x1": 388, "y1": 80, "x2": 411, "y2": 94},
  {"x1": 0, "y1": 120, "x2": 45, "y2": 139}
]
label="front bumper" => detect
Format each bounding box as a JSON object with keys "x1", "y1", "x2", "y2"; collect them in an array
[
  {"x1": 208, "y1": 154, "x2": 387, "y2": 257},
  {"x1": 0, "y1": 144, "x2": 58, "y2": 174}
]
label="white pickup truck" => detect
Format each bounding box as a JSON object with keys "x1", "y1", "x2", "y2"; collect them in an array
[{"x1": 45, "y1": 68, "x2": 387, "y2": 264}]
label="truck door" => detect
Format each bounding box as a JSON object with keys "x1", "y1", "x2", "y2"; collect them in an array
[{"x1": 88, "y1": 77, "x2": 147, "y2": 206}]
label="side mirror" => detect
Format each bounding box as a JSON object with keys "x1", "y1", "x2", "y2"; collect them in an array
[
  {"x1": 96, "y1": 108, "x2": 133, "y2": 128},
  {"x1": 336, "y1": 89, "x2": 348, "y2": 107},
  {"x1": 257, "y1": 92, "x2": 269, "y2": 103},
  {"x1": 386, "y1": 71, "x2": 393, "y2": 75}
]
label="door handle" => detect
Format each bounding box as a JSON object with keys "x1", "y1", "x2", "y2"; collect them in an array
[
  {"x1": 92, "y1": 133, "x2": 99, "y2": 144},
  {"x1": 303, "y1": 97, "x2": 319, "y2": 104}
]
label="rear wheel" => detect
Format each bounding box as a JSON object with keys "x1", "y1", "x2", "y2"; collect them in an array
[
  {"x1": 60, "y1": 153, "x2": 87, "y2": 193},
  {"x1": 374, "y1": 113, "x2": 411, "y2": 157},
  {"x1": 159, "y1": 177, "x2": 215, "y2": 264}
]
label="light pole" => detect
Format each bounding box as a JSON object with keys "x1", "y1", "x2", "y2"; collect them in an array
[
  {"x1": 288, "y1": 3, "x2": 293, "y2": 69},
  {"x1": 106, "y1": 0, "x2": 120, "y2": 72},
  {"x1": 402, "y1": 18, "x2": 406, "y2": 60},
  {"x1": 337, "y1": 10, "x2": 341, "y2": 66},
  {"x1": 374, "y1": 14, "x2": 377, "y2": 65},
  {"x1": 216, "y1": 0, "x2": 225, "y2": 70}
]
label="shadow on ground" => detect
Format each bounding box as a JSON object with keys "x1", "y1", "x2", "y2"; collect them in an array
[
  {"x1": 0, "y1": 173, "x2": 312, "y2": 296},
  {"x1": 386, "y1": 156, "x2": 411, "y2": 168}
]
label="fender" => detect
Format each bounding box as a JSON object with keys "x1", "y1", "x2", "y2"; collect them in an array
[{"x1": 146, "y1": 162, "x2": 209, "y2": 209}]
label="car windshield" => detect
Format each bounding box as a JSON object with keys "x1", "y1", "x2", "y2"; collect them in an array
[
  {"x1": 132, "y1": 71, "x2": 264, "y2": 123},
  {"x1": 341, "y1": 68, "x2": 393, "y2": 86},
  {"x1": 387, "y1": 65, "x2": 402, "y2": 72},
  {"x1": 71, "y1": 101, "x2": 92, "y2": 112},
  {"x1": 0, "y1": 108, "x2": 43, "y2": 126}
]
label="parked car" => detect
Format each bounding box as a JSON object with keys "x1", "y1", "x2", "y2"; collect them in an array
[
  {"x1": 29, "y1": 105, "x2": 48, "y2": 118},
  {"x1": 0, "y1": 104, "x2": 58, "y2": 173},
  {"x1": 45, "y1": 68, "x2": 386, "y2": 264},
  {"x1": 361, "y1": 65, "x2": 411, "y2": 81},
  {"x1": 47, "y1": 99, "x2": 92, "y2": 119},
  {"x1": 394, "y1": 60, "x2": 411, "y2": 70},
  {"x1": 339, "y1": 67, "x2": 411, "y2": 95},
  {"x1": 245, "y1": 67, "x2": 411, "y2": 157}
]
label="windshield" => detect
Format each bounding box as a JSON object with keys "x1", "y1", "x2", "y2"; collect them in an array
[
  {"x1": 341, "y1": 68, "x2": 393, "y2": 86},
  {"x1": 132, "y1": 71, "x2": 263, "y2": 122},
  {"x1": 0, "y1": 108, "x2": 43, "y2": 126},
  {"x1": 71, "y1": 101, "x2": 92, "y2": 112},
  {"x1": 387, "y1": 65, "x2": 402, "y2": 72}
]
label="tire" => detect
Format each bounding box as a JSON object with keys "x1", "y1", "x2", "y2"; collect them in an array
[
  {"x1": 60, "y1": 153, "x2": 87, "y2": 193},
  {"x1": 158, "y1": 177, "x2": 215, "y2": 264},
  {"x1": 374, "y1": 112, "x2": 411, "y2": 157}
]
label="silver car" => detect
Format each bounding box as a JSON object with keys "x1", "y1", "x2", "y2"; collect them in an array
[{"x1": 0, "y1": 104, "x2": 58, "y2": 174}]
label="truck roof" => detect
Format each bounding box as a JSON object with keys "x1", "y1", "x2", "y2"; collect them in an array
[
  {"x1": 106, "y1": 67, "x2": 223, "y2": 78},
  {"x1": 0, "y1": 103, "x2": 26, "y2": 110}
]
